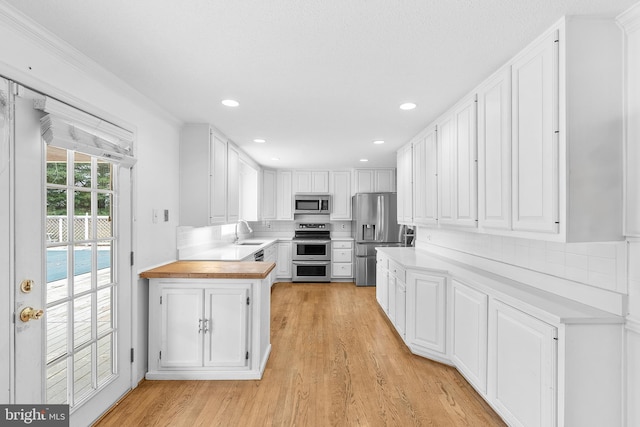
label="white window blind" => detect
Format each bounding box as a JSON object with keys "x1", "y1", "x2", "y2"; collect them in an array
[{"x1": 35, "y1": 96, "x2": 136, "y2": 167}]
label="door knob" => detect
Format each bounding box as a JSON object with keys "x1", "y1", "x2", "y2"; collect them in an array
[{"x1": 20, "y1": 306, "x2": 44, "y2": 322}]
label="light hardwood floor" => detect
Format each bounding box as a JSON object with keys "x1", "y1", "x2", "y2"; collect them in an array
[{"x1": 95, "y1": 282, "x2": 505, "y2": 426}]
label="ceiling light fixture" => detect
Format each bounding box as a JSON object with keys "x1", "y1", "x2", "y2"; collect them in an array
[
  {"x1": 399, "y1": 102, "x2": 417, "y2": 110},
  {"x1": 373, "y1": 140, "x2": 385, "y2": 145},
  {"x1": 360, "y1": 159, "x2": 369, "y2": 162},
  {"x1": 253, "y1": 139, "x2": 266, "y2": 143},
  {"x1": 271, "y1": 157, "x2": 280, "y2": 161},
  {"x1": 221, "y1": 99, "x2": 239, "y2": 107}
]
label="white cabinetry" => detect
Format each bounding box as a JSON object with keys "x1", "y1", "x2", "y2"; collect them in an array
[
  {"x1": 388, "y1": 259, "x2": 406, "y2": 338},
  {"x1": 396, "y1": 144, "x2": 413, "y2": 224},
  {"x1": 405, "y1": 270, "x2": 448, "y2": 362},
  {"x1": 437, "y1": 95, "x2": 477, "y2": 228},
  {"x1": 331, "y1": 240, "x2": 353, "y2": 279},
  {"x1": 488, "y1": 299, "x2": 556, "y2": 427},
  {"x1": 147, "y1": 276, "x2": 272, "y2": 380},
  {"x1": 330, "y1": 170, "x2": 352, "y2": 220},
  {"x1": 477, "y1": 67, "x2": 511, "y2": 231},
  {"x1": 262, "y1": 169, "x2": 277, "y2": 220},
  {"x1": 451, "y1": 280, "x2": 488, "y2": 395},
  {"x1": 276, "y1": 241, "x2": 292, "y2": 279},
  {"x1": 412, "y1": 126, "x2": 438, "y2": 226},
  {"x1": 376, "y1": 251, "x2": 389, "y2": 313},
  {"x1": 179, "y1": 124, "x2": 242, "y2": 226},
  {"x1": 294, "y1": 170, "x2": 329, "y2": 193},
  {"x1": 354, "y1": 169, "x2": 396, "y2": 193},
  {"x1": 277, "y1": 170, "x2": 293, "y2": 220}
]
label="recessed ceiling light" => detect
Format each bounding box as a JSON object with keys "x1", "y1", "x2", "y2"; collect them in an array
[
  {"x1": 221, "y1": 99, "x2": 239, "y2": 107},
  {"x1": 373, "y1": 140, "x2": 385, "y2": 145},
  {"x1": 271, "y1": 157, "x2": 280, "y2": 161},
  {"x1": 360, "y1": 159, "x2": 369, "y2": 162},
  {"x1": 399, "y1": 102, "x2": 417, "y2": 110},
  {"x1": 254, "y1": 139, "x2": 266, "y2": 143}
]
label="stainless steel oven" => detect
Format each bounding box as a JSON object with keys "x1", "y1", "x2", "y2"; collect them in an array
[{"x1": 292, "y1": 222, "x2": 331, "y2": 282}]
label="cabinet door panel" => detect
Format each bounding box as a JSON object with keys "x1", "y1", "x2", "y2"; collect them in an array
[
  {"x1": 227, "y1": 145, "x2": 240, "y2": 223},
  {"x1": 312, "y1": 171, "x2": 329, "y2": 193},
  {"x1": 330, "y1": 171, "x2": 352, "y2": 220},
  {"x1": 395, "y1": 282, "x2": 406, "y2": 337},
  {"x1": 455, "y1": 99, "x2": 478, "y2": 227},
  {"x1": 277, "y1": 171, "x2": 293, "y2": 220},
  {"x1": 406, "y1": 272, "x2": 446, "y2": 354},
  {"x1": 452, "y1": 281, "x2": 488, "y2": 394},
  {"x1": 375, "y1": 169, "x2": 396, "y2": 192},
  {"x1": 438, "y1": 116, "x2": 456, "y2": 224},
  {"x1": 424, "y1": 129, "x2": 438, "y2": 224},
  {"x1": 210, "y1": 135, "x2": 227, "y2": 224},
  {"x1": 262, "y1": 169, "x2": 277, "y2": 220},
  {"x1": 160, "y1": 288, "x2": 203, "y2": 368},
  {"x1": 204, "y1": 287, "x2": 249, "y2": 367},
  {"x1": 512, "y1": 31, "x2": 559, "y2": 233},
  {"x1": 376, "y1": 264, "x2": 389, "y2": 312},
  {"x1": 355, "y1": 169, "x2": 375, "y2": 193},
  {"x1": 478, "y1": 69, "x2": 512, "y2": 230},
  {"x1": 489, "y1": 300, "x2": 557, "y2": 427},
  {"x1": 276, "y1": 242, "x2": 292, "y2": 278}
]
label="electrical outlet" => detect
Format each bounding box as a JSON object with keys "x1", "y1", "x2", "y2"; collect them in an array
[
  {"x1": 266, "y1": 222, "x2": 271, "y2": 229},
  {"x1": 341, "y1": 223, "x2": 346, "y2": 229}
]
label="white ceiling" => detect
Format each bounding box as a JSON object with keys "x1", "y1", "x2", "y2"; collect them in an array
[{"x1": 4, "y1": 0, "x2": 637, "y2": 169}]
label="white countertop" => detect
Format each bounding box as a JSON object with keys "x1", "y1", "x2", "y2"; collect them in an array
[
  {"x1": 180, "y1": 239, "x2": 278, "y2": 261},
  {"x1": 377, "y1": 247, "x2": 624, "y2": 325}
]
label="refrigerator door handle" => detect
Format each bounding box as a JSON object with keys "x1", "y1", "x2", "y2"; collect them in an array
[{"x1": 375, "y1": 194, "x2": 383, "y2": 241}]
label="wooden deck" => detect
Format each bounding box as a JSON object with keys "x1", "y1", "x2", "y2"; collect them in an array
[{"x1": 46, "y1": 268, "x2": 114, "y2": 404}]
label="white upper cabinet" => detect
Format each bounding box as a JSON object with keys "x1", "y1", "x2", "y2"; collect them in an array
[
  {"x1": 396, "y1": 144, "x2": 413, "y2": 224},
  {"x1": 511, "y1": 30, "x2": 559, "y2": 235},
  {"x1": 276, "y1": 170, "x2": 293, "y2": 220},
  {"x1": 438, "y1": 95, "x2": 478, "y2": 228},
  {"x1": 261, "y1": 169, "x2": 277, "y2": 220},
  {"x1": 180, "y1": 124, "x2": 242, "y2": 226},
  {"x1": 330, "y1": 170, "x2": 352, "y2": 220},
  {"x1": 413, "y1": 126, "x2": 438, "y2": 226},
  {"x1": 354, "y1": 168, "x2": 396, "y2": 193},
  {"x1": 478, "y1": 67, "x2": 512, "y2": 231},
  {"x1": 293, "y1": 170, "x2": 329, "y2": 193}
]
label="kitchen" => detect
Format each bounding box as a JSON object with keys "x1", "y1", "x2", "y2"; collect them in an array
[{"x1": 1, "y1": 1, "x2": 640, "y2": 426}]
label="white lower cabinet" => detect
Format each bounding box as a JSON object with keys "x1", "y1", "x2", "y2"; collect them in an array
[
  {"x1": 488, "y1": 299, "x2": 556, "y2": 427},
  {"x1": 331, "y1": 240, "x2": 353, "y2": 279},
  {"x1": 148, "y1": 277, "x2": 272, "y2": 380},
  {"x1": 376, "y1": 248, "x2": 623, "y2": 427},
  {"x1": 405, "y1": 270, "x2": 447, "y2": 361},
  {"x1": 451, "y1": 280, "x2": 488, "y2": 395},
  {"x1": 276, "y1": 241, "x2": 292, "y2": 279}
]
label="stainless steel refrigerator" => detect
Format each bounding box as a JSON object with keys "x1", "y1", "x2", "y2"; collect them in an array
[{"x1": 352, "y1": 192, "x2": 401, "y2": 286}]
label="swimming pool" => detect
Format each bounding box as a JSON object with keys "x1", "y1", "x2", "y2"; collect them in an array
[{"x1": 47, "y1": 249, "x2": 112, "y2": 282}]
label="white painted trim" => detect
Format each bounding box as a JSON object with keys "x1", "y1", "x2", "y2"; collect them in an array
[
  {"x1": 627, "y1": 317, "x2": 640, "y2": 334},
  {"x1": 0, "y1": 1, "x2": 182, "y2": 131},
  {"x1": 617, "y1": 1, "x2": 640, "y2": 32}
]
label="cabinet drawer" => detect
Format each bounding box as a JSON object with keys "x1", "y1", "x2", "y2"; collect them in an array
[
  {"x1": 388, "y1": 260, "x2": 406, "y2": 282},
  {"x1": 332, "y1": 240, "x2": 353, "y2": 249},
  {"x1": 332, "y1": 249, "x2": 353, "y2": 263},
  {"x1": 332, "y1": 262, "x2": 353, "y2": 277}
]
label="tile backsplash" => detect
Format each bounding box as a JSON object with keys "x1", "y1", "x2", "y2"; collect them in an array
[{"x1": 417, "y1": 227, "x2": 627, "y2": 294}]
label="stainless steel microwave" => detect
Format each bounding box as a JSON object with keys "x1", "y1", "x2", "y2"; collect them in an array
[{"x1": 294, "y1": 194, "x2": 330, "y2": 214}]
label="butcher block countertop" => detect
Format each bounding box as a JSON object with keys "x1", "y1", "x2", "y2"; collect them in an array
[{"x1": 140, "y1": 261, "x2": 276, "y2": 279}]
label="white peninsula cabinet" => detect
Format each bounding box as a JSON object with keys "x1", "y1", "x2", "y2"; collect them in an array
[
  {"x1": 141, "y1": 261, "x2": 275, "y2": 380},
  {"x1": 375, "y1": 247, "x2": 623, "y2": 427}
]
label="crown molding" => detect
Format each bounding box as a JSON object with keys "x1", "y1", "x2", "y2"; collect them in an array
[
  {"x1": 0, "y1": 0, "x2": 182, "y2": 129},
  {"x1": 617, "y1": 1, "x2": 640, "y2": 33}
]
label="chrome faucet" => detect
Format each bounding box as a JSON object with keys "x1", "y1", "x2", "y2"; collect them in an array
[{"x1": 234, "y1": 219, "x2": 253, "y2": 243}]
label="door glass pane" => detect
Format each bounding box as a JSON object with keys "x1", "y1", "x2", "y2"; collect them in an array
[
  {"x1": 47, "y1": 146, "x2": 67, "y2": 185},
  {"x1": 46, "y1": 302, "x2": 68, "y2": 363},
  {"x1": 74, "y1": 190, "x2": 92, "y2": 240},
  {"x1": 74, "y1": 152, "x2": 91, "y2": 188},
  {"x1": 73, "y1": 295, "x2": 92, "y2": 349},
  {"x1": 97, "y1": 334, "x2": 113, "y2": 386},
  {"x1": 46, "y1": 247, "x2": 68, "y2": 304},
  {"x1": 97, "y1": 242, "x2": 113, "y2": 286},
  {"x1": 73, "y1": 243, "x2": 93, "y2": 294},
  {"x1": 97, "y1": 287, "x2": 112, "y2": 336},
  {"x1": 97, "y1": 193, "x2": 112, "y2": 237},
  {"x1": 73, "y1": 345, "x2": 93, "y2": 403},
  {"x1": 97, "y1": 161, "x2": 112, "y2": 190},
  {"x1": 46, "y1": 189, "x2": 67, "y2": 243},
  {"x1": 46, "y1": 359, "x2": 67, "y2": 405}
]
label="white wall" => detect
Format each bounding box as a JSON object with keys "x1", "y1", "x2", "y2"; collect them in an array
[{"x1": 0, "y1": 4, "x2": 182, "y2": 387}]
